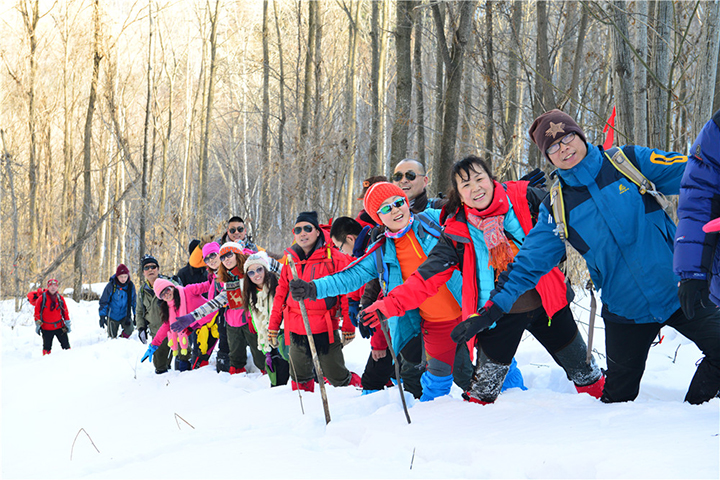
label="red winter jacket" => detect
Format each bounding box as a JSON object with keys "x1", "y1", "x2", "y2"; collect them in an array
[
  {"x1": 269, "y1": 237, "x2": 354, "y2": 344},
  {"x1": 34, "y1": 291, "x2": 69, "y2": 331}
]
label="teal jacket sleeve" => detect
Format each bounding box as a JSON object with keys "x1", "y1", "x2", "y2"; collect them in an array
[
  {"x1": 314, "y1": 253, "x2": 378, "y2": 299},
  {"x1": 491, "y1": 203, "x2": 568, "y2": 313}
]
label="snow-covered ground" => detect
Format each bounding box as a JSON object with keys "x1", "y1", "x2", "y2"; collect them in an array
[{"x1": 2, "y1": 286, "x2": 718, "y2": 479}]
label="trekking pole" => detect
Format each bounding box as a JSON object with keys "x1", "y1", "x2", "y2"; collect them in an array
[
  {"x1": 286, "y1": 348, "x2": 305, "y2": 415},
  {"x1": 376, "y1": 311, "x2": 411, "y2": 424},
  {"x1": 585, "y1": 280, "x2": 597, "y2": 365},
  {"x1": 287, "y1": 257, "x2": 331, "y2": 424}
]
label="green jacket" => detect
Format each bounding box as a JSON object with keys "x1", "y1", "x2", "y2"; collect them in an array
[{"x1": 136, "y1": 275, "x2": 174, "y2": 335}]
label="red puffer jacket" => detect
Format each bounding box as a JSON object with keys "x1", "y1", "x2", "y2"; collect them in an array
[
  {"x1": 34, "y1": 292, "x2": 69, "y2": 331},
  {"x1": 269, "y1": 238, "x2": 353, "y2": 344}
]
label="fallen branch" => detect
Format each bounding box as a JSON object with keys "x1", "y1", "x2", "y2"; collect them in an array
[
  {"x1": 70, "y1": 428, "x2": 100, "y2": 460},
  {"x1": 174, "y1": 413, "x2": 195, "y2": 430}
]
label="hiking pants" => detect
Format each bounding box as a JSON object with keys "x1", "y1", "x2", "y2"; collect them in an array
[
  {"x1": 602, "y1": 299, "x2": 720, "y2": 405},
  {"x1": 226, "y1": 324, "x2": 266, "y2": 371},
  {"x1": 289, "y1": 330, "x2": 351, "y2": 387},
  {"x1": 42, "y1": 329, "x2": 70, "y2": 352},
  {"x1": 108, "y1": 319, "x2": 133, "y2": 339}
]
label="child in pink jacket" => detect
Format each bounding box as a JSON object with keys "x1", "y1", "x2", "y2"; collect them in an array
[{"x1": 141, "y1": 279, "x2": 190, "y2": 363}]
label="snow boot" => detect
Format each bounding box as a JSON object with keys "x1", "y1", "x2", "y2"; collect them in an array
[
  {"x1": 42, "y1": 350, "x2": 51, "y2": 356},
  {"x1": 198, "y1": 360, "x2": 209, "y2": 368},
  {"x1": 685, "y1": 358, "x2": 720, "y2": 405},
  {"x1": 216, "y1": 351, "x2": 230, "y2": 373},
  {"x1": 466, "y1": 351, "x2": 511, "y2": 404},
  {"x1": 462, "y1": 392, "x2": 493, "y2": 405},
  {"x1": 292, "y1": 379, "x2": 315, "y2": 392},
  {"x1": 120, "y1": 331, "x2": 130, "y2": 339},
  {"x1": 419, "y1": 371, "x2": 454, "y2": 401},
  {"x1": 175, "y1": 359, "x2": 191, "y2": 372},
  {"x1": 576, "y1": 374, "x2": 605, "y2": 399},
  {"x1": 349, "y1": 372, "x2": 363, "y2": 388},
  {"x1": 229, "y1": 366, "x2": 247, "y2": 375}
]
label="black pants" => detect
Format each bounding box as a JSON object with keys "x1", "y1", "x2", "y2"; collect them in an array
[
  {"x1": 42, "y1": 329, "x2": 70, "y2": 351},
  {"x1": 216, "y1": 313, "x2": 230, "y2": 372},
  {"x1": 602, "y1": 298, "x2": 720, "y2": 404}
]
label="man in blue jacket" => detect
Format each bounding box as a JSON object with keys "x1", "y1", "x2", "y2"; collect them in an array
[
  {"x1": 456, "y1": 109, "x2": 720, "y2": 405},
  {"x1": 99, "y1": 264, "x2": 136, "y2": 338},
  {"x1": 675, "y1": 109, "x2": 720, "y2": 310}
]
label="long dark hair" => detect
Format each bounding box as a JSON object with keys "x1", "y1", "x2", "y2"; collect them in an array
[
  {"x1": 242, "y1": 266, "x2": 279, "y2": 310},
  {"x1": 217, "y1": 252, "x2": 248, "y2": 283},
  {"x1": 443, "y1": 155, "x2": 496, "y2": 218},
  {"x1": 159, "y1": 287, "x2": 181, "y2": 324}
]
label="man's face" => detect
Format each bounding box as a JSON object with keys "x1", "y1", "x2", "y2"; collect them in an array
[
  {"x1": 332, "y1": 235, "x2": 356, "y2": 256},
  {"x1": 294, "y1": 222, "x2": 320, "y2": 253},
  {"x1": 47, "y1": 283, "x2": 59, "y2": 294},
  {"x1": 227, "y1": 221, "x2": 246, "y2": 242},
  {"x1": 392, "y1": 160, "x2": 429, "y2": 201},
  {"x1": 547, "y1": 132, "x2": 587, "y2": 170},
  {"x1": 143, "y1": 263, "x2": 159, "y2": 284}
]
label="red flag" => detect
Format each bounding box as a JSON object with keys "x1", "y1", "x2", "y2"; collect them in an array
[{"x1": 602, "y1": 106, "x2": 616, "y2": 150}]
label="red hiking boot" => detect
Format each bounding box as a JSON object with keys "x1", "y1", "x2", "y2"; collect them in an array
[
  {"x1": 349, "y1": 372, "x2": 362, "y2": 388},
  {"x1": 292, "y1": 379, "x2": 315, "y2": 392},
  {"x1": 229, "y1": 366, "x2": 247, "y2": 375},
  {"x1": 575, "y1": 375, "x2": 605, "y2": 399},
  {"x1": 42, "y1": 350, "x2": 51, "y2": 356}
]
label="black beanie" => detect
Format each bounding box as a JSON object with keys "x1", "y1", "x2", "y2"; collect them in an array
[
  {"x1": 141, "y1": 254, "x2": 159, "y2": 269},
  {"x1": 295, "y1": 211, "x2": 320, "y2": 231},
  {"x1": 188, "y1": 239, "x2": 200, "y2": 256}
]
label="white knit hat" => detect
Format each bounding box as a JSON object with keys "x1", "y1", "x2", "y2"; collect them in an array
[{"x1": 243, "y1": 251, "x2": 271, "y2": 273}]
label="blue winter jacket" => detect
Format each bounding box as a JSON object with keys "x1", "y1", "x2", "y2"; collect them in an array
[
  {"x1": 492, "y1": 143, "x2": 687, "y2": 324},
  {"x1": 99, "y1": 275, "x2": 137, "y2": 322},
  {"x1": 675, "y1": 110, "x2": 720, "y2": 304},
  {"x1": 314, "y1": 210, "x2": 463, "y2": 352}
]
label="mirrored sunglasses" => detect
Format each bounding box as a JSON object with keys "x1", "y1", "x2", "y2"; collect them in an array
[{"x1": 377, "y1": 198, "x2": 406, "y2": 216}]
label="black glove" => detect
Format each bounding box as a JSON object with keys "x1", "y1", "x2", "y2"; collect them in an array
[
  {"x1": 289, "y1": 279, "x2": 317, "y2": 301},
  {"x1": 450, "y1": 302, "x2": 503, "y2": 343},
  {"x1": 99, "y1": 316, "x2": 107, "y2": 328},
  {"x1": 138, "y1": 327, "x2": 148, "y2": 344},
  {"x1": 678, "y1": 279, "x2": 710, "y2": 319},
  {"x1": 520, "y1": 167, "x2": 547, "y2": 189}
]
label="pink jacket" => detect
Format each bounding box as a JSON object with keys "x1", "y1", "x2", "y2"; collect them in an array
[
  {"x1": 151, "y1": 285, "x2": 189, "y2": 347},
  {"x1": 183, "y1": 271, "x2": 222, "y2": 328}
]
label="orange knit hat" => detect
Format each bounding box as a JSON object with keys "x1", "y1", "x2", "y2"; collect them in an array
[{"x1": 363, "y1": 182, "x2": 409, "y2": 225}]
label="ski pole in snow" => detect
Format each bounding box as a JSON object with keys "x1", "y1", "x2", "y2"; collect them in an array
[
  {"x1": 377, "y1": 311, "x2": 411, "y2": 424},
  {"x1": 286, "y1": 348, "x2": 305, "y2": 415},
  {"x1": 586, "y1": 280, "x2": 597, "y2": 365},
  {"x1": 287, "y1": 257, "x2": 331, "y2": 424}
]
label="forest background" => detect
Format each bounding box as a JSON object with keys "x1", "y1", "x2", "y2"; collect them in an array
[{"x1": 1, "y1": 0, "x2": 719, "y2": 308}]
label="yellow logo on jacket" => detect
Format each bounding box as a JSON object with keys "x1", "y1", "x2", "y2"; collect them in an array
[{"x1": 619, "y1": 183, "x2": 629, "y2": 194}]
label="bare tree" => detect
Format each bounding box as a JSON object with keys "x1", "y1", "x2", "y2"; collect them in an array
[
  {"x1": 694, "y1": 0, "x2": 720, "y2": 136},
  {"x1": 648, "y1": 0, "x2": 671, "y2": 150},
  {"x1": 390, "y1": 0, "x2": 416, "y2": 165},
  {"x1": 633, "y1": 0, "x2": 649, "y2": 145},
  {"x1": 611, "y1": 0, "x2": 635, "y2": 144},
  {"x1": 413, "y1": 4, "x2": 427, "y2": 166},
  {"x1": 483, "y1": 2, "x2": 494, "y2": 166}
]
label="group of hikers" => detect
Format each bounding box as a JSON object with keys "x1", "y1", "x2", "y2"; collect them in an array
[{"x1": 32, "y1": 108, "x2": 720, "y2": 406}]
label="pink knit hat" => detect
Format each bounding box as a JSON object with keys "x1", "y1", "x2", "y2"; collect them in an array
[
  {"x1": 363, "y1": 182, "x2": 409, "y2": 225},
  {"x1": 153, "y1": 278, "x2": 174, "y2": 299},
  {"x1": 202, "y1": 242, "x2": 220, "y2": 258}
]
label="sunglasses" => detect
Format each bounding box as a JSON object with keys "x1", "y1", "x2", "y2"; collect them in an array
[
  {"x1": 160, "y1": 287, "x2": 174, "y2": 297},
  {"x1": 377, "y1": 198, "x2": 406, "y2": 216},
  {"x1": 47, "y1": 281, "x2": 59, "y2": 286},
  {"x1": 546, "y1": 132, "x2": 576, "y2": 156},
  {"x1": 293, "y1": 225, "x2": 315, "y2": 235},
  {"x1": 392, "y1": 171, "x2": 423, "y2": 182},
  {"x1": 203, "y1": 252, "x2": 218, "y2": 263},
  {"x1": 143, "y1": 264, "x2": 158, "y2": 271},
  {"x1": 228, "y1": 226, "x2": 245, "y2": 234},
  {"x1": 247, "y1": 267, "x2": 264, "y2": 278},
  {"x1": 220, "y1": 251, "x2": 235, "y2": 262}
]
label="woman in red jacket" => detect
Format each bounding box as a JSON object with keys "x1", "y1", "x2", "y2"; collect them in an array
[
  {"x1": 268, "y1": 211, "x2": 360, "y2": 392},
  {"x1": 34, "y1": 279, "x2": 71, "y2": 355}
]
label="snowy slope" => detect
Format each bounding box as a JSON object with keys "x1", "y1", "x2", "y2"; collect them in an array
[{"x1": 1, "y1": 288, "x2": 718, "y2": 479}]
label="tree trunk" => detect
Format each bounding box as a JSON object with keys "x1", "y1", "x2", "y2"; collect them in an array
[
  {"x1": 261, "y1": 0, "x2": 270, "y2": 232},
  {"x1": 566, "y1": 5, "x2": 589, "y2": 118},
  {"x1": 198, "y1": 0, "x2": 221, "y2": 231},
  {"x1": 648, "y1": 0, "x2": 671, "y2": 150},
  {"x1": 630, "y1": 0, "x2": 649, "y2": 146},
  {"x1": 558, "y1": 1, "x2": 578, "y2": 97},
  {"x1": 714, "y1": 39, "x2": 720, "y2": 114},
  {"x1": 273, "y1": 0, "x2": 287, "y2": 229},
  {"x1": 432, "y1": 0, "x2": 478, "y2": 196},
  {"x1": 432, "y1": 4, "x2": 445, "y2": 178},
  {"x1": 531, "y1": 0, "x2": 555, "y2": 168},
  {"x1": 369, "y1": 0, "x2": 382, "y2": 175},
  {"x1": 611, "y1": 0, "x2": 635, "y2": 144},
  {"x1": 73, "y1": 0, "x2": 102, "y2": 301},
  {"x1": 1, "y1": 130, "x2": 22, "y2": 310},
  {"x1": 694, "y1": 0, "x2": 720, "y2": 136},
  {"x1": 341, "y1": 0, "x2": 360, "y2": 215},
  {"x1": 483, "y1": 2, "x2": 493, "y2": 166},
  {"x1": 504, "y1": 0, "x2": 522, "y2": 158},
  {"x1": 414, "y1": 6, "x2": 427, "y2": 166},
  {"x1": 19, "y1": 0, "x2": 40, "y2": 274},
  {"x1": 139, "y1": 0, "x2": 154, "y2": 260},
  {"x1": 391, "y1": 0, "x2": 415, "y2": 166}
]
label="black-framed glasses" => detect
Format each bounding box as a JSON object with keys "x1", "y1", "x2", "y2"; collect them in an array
[
  {"x1": 247, "y1": 267, "x2": 264, "y2": 278},
  {"x1": 228, "y1": 226, "x2": 245, "y2": 234},
  {"x1": 143, "y1": 264, "x2": 158, "y2": 271},
  {"x1": 377, "y1": 198, "x2": 406, "y2": 215},
  {"x1": 203, "y1": 252, "x2": 218, "y2": 263},
  {"x1": 392, "y1": 171, "x2": 423, "y2": 182},
  {"x1": 293, "y1": 225, "x2": 315, "y2": 235},
  {"x1": 546, "y1": 132, "x2": 576, "y2": 156},
  {"x1": 220, "y1": 251, "x2": 235, "y2": 261}
]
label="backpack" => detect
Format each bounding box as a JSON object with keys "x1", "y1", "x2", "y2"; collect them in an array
[
  {"x1": 27, "y1": 288, "x2": 44, "y2": 306},
  {"x1": 550, "y1": 146, "x2": 673, "y2": 241}
]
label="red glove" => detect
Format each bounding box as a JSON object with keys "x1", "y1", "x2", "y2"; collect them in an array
[{"x1": 359, "y1": 301, "x2": 389, "y2": 329}]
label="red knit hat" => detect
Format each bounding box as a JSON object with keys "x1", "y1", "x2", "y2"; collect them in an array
[
  {"x1": 363, "y1": 182, "x2": 409, "y2": 225},
  {"x1": 116, "y1": 264, "x2": 129, "y2": 276}
]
